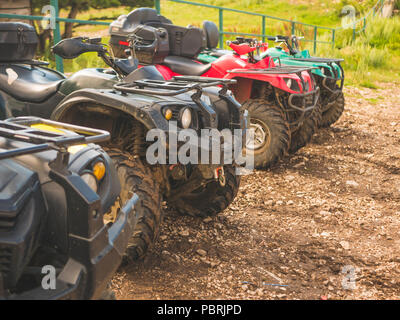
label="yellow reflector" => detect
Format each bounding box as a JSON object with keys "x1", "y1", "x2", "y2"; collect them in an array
[
  {"x1": 31, "y1": 124, "x2": 64, "y2": 134},
  {"x1": 164, "y1": 108, "x2": 173, "y2": 121},
  {"x1": 93, "y1": 161, "x2": 106, "y2": 181}
]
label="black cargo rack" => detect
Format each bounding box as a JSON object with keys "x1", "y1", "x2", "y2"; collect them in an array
[
  {"x1": 113, "y1": 77, "x2": 236, "y2": 96},
  {"x1": 0, "y1": 117, "x2": 109, "y2": 160}
]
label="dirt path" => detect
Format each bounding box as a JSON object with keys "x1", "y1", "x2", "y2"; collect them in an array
[{"x1": 111, "y1": 84, "x2": 400, "y2": 300}]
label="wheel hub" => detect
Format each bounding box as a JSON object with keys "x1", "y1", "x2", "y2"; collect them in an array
[{"x1": 246, "y1": 120, "x2": 270, "y2": 151}]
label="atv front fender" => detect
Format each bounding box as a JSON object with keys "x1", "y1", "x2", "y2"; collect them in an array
[{"x1": 51, "y1": 88, "x2": 170, "y2": 131}]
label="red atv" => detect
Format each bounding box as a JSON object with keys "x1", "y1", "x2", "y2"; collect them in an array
[{"x1": 109, "y1": 8, "x2": 321, "y2": 169}]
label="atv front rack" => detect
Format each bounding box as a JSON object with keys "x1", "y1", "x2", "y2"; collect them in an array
[
  {"x1": 0, "y1": 117, "x2": 109, "y2": 160},
  {"x1": 292, "y1": 57, "x2": 344, "y2": 64},
  {"x1": 227, "y1": 65, "x2": 317, "y2": 75},
  {"x1": 113, "y1": 77, "x2": 236, "y2": 96}
]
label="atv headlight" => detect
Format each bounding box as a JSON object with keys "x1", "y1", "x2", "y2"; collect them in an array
[
  {"x1": 81, "y1": 172, "x2": 98, "y2": 193},
  {"x1": 180, "y1": 108, "x2": 192, "y2": 129},
  {"x1": 284, "y1": 78, "x2": 301, "y2": 92}
]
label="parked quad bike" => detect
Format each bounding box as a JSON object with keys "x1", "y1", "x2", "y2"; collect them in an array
[
  {"x1": 0, "y1": 117, "x2": 139, "y2": 299},
  {"x1": 199, "y1": 34, "x2": 345, "y2": 128},
  {"x1": 109, "y1": 9, "x2": 321, "y2": 169},
  {"x1": 0, "y1": 23, "x2": 246, "y2": 260}
]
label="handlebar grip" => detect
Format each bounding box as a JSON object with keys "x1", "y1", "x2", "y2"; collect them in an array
[
  {"x1": 267, "y1": 36, "x2": 277, "y2": 41},
  {"x1": 82, "y1": 42, "x2": 105, "y2": 53}
]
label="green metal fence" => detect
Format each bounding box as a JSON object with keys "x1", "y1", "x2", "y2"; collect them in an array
[
  {"x1": 157, "y1": 0, "x2": 336, "y2": 53},
  {"x1": 0, "y1": 0, "x2": 388, "y2": 73}
]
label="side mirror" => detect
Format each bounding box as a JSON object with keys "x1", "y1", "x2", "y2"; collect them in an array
[{"x1": 52, "y1": 37, "x2": 105, "y2": 59}]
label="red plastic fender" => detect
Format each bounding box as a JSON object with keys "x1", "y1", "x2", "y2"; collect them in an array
[{"x1": 228, "y1": 42, "x2": 257, "y2": 55}]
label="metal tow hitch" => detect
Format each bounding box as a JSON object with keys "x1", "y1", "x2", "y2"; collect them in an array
[{"x1": 214, "y1": 166, "x2": 226, "y2": 187}]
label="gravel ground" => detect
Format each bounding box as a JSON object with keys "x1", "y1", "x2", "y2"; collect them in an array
[{"x1": 111, "y1": 84, "x2": 400, "y2": 300}]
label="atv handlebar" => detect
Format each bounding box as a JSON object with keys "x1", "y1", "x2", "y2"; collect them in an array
[{"x1": 52, "y1": 37, "x2": 106, "y2": 59}]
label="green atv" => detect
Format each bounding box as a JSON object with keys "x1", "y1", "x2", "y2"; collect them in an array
[{"x1": 198, "y1": 34, "x2": 345, "y2": 127}]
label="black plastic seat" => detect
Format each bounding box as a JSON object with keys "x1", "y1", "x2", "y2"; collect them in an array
[
  {"x1": 0, "y1": 65, "x2": 63, "y2": 103},
  {"x1": 163, "y1": 56, "x2": 211, "y2": 76}
]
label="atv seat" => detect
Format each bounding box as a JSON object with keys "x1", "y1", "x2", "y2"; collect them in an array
[
  {"x1": 163, "y1": 56, "x2": 211, "y2": 76},
  {"x1": 0, "y1": 65, "x2": 64, "y2": 103}
]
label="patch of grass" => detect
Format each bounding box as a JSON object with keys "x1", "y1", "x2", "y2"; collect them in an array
[{"x1": 361, "y1": 81, "x2": 379, "y2": 90}]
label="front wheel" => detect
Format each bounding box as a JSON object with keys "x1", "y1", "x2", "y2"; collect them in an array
[
  {"x1": 320, "y1": 86, "x2": 345, "y2": 127},
  {"x1": 243, "y1": 99, "x2": 290, "y2": 169},
  {"x1": 167, "y1": 165, "x2": 240, "y2": 218},
  {"x1": 105, "y1": 148, "x2": 162, "y2": 260}
]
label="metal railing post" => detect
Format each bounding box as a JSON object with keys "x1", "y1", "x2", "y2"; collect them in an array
[
  {"x1": 332, "y1": 29, "x2": 335, "y2": 49},
  {"x1": 155, "y1": 0, "x2": 161, "y2": 14},
  {"x1": 352, "y1": 23, "x2": 356, "y2": 42},
  {"x1": 262, "y1": 16, "x2": 266, "y2": 42},
  {"x1": 313, "y1": 26, "x2": 317, "y2": 54},
  {"x1": 219, "y1": 8, "x2": 224, "y2": 48},
  {"x1": 291, "y1": 21, "x2": 295, "y2": 35},
  {"x1": 50, "y1": 0, "x2": 63, "y2": 73}
]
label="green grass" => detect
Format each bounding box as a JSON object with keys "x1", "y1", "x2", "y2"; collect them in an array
[{"x1": 37, "y1": 0, "x2": 400, "y2": 87}]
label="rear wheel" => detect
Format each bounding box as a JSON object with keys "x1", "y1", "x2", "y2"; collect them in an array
[
  {"x1": 288, "y1": 102, "x2": 322, "y2": 154},
  {"x1": 243, "y1": 99, "x2": 290, "y2": 169},
  {"x1": 167, "y1": 165, "x2": 240, "y2": 218},
  {"x1": 321, "y1": 86, "x2": 345, "y2": 127},
  {"x1": 105, "y1": 148, "x2": 162, "y2": 260}
]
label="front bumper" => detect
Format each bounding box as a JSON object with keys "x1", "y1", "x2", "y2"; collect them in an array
[
  {"x1": 6, "y1": 193, "x2": 139, "y2": 300},
  {"x1": 285, "y1": 87, "x2": 320, "y2": 131}
]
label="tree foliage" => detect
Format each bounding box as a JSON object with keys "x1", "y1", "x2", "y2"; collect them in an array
[{"x1": 32, "y1": 0, "x2": 154, "y2": 38}]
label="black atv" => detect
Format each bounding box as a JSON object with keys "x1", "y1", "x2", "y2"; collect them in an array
[
  {"x1": 0, "y1": 22, "x2": 248, "y2": 260},
  {"x1": 0, "y1": 117, "x2": 138, "y2": 299}
]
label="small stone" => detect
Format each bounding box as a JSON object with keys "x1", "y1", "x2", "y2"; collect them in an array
[
  {"x1": 241, "y1": 284, "x2": 248, "y2": 291},
  {"x1": 179, "y1": 229, "x2": 190, "y2": 237},
  {"x1": 293, "y1": 162, "x2": 305, "y2": 168},
  {"x1": 346, "y1": 180, "x2": 359, "y2": 187},
  {"x1": 203, "y1": 217, "x2": 213, "y2": 223},
  {"x1": 340, "y1": 241, "x2": 350, "y2": 250},
  {"x1": 328, "y1": 285, "x2": 334, "y2": 291},
  {"x1": 276, "y1": 294, "x2": 287, "y2": 299},
  {"x1": 319, "y1": 210, "x2": 330, "y2": 216},
  {"x1": 321, "y1": 231, "x2": 331, "y2": 237},
  {"x1": 265, "y1": 200, "x2": 275, "y2": 206},
  {"x1": 196, "y1": 249, "x2": 207, "y2": 257},
  {"x1": 276, "y1": 200, "x2": 284, "y2": 206},
  {"x1": 285, "y1": 175, "x2": 295, "y2": 182},
  {"x1": 287, "y1": 200, "x2": 294, "y2": 205}
]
